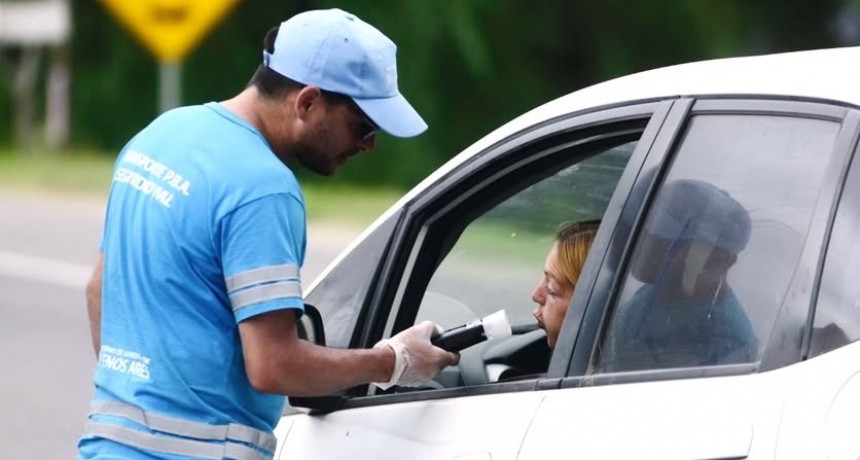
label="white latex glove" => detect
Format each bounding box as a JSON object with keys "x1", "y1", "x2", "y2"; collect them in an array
[{"x1": 373, "y1": 321, "x2": 459, "y2": 390}]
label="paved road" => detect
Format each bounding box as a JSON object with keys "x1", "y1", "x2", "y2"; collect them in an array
[{"x1": 0, "y1": 191, "x2": 358, "y2": 459}]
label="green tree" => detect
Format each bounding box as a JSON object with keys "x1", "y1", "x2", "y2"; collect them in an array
[{"x1": 2, "y1": 0, "x2": 854, "y2": 189}]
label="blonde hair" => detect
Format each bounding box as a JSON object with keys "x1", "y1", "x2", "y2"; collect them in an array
[{"x1": 554, "y1": 220, "x2": 601, "y2": 289}]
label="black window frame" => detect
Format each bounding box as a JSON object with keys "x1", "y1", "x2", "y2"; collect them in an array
[
  {"x1": 558, "y1": 96, "x2": 860, "y2": 391},
  {"x1": 331, "y1": 100, "x2": 675, "y2": 409}
]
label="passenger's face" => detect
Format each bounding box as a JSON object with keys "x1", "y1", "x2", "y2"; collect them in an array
[
  {"x1": 630, "y1": 236, "x2": 735, "y2": 298},
  {"x1": 293, "y1": 98, "x2": 377, "y2": 176},
  {"x1": 531, "y1": 244, "x2": 573, "y2": 349},
  {"x1": 629, "y1": 236, "x2": 680, "y2": 284}
]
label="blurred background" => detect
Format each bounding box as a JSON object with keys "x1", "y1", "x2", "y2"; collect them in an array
[
  {"x1": 2, "y1": 0, "x2": 860, "y2": 458},
  {"x1": 4, "y1": 0, "x2": 860, "y2": 188}
]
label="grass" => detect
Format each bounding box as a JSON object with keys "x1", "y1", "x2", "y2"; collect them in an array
[
  {"x1": 301, "y1": 182, "x2": 403, "y2": 226},
  {"x1": 0, "y1": 150, "x2": 404, "y2": 228},
  {"x1": 0, "y1": 150, "x2": 114, "y2": 196}
]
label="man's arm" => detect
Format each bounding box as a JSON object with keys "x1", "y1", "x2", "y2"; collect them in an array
[
  {"x1": 239, "y1": 309, "x2": 457, "y2": 396},
  {"x1": 86, "y1": 253, "x2": 104, "y2": 357}
]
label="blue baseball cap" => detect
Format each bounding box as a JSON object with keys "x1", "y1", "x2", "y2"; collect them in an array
[{"x1": 263, "y1": 8, "x2": 428, "y2": 138}]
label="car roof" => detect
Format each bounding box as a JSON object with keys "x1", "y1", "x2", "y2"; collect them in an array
[
  {"x1": 418, "y1": 46, "x2": 859, "y2": 200},
  {"x1": 309, "y1": 46, "x2": 860, "y2": 289},
  {"x1": 547, "y1": 45, "x2": 860, "y2": 116},
  {"x1": 412, "y1": 46, "x2": 857, "y2": 200}
]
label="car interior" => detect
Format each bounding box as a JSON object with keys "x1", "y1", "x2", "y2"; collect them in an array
[{"x1": 387, "y1": 138, "x2": 640, "y2": 391}]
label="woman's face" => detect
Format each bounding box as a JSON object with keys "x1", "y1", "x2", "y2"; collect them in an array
[{"x1": 531, "y1": 243, "x2": 573, "y2": 349}]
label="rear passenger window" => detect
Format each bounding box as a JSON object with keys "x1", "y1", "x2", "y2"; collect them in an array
[{"x1": 595, "y1": 114, "x2": 841, "y2": 372}]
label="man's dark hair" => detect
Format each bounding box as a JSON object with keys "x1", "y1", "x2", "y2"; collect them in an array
[
  {"x1": 249, "y1": 26, "x2": 303, "y2": 98},
  {"x1": 250, "y1": 25, "x2": 353, "y2": 108}
]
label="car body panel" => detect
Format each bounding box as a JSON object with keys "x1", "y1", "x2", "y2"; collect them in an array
[
  {"x1": 775, "y1": 340, "x2": 860, "y2": 459},
  {"x1": 519, "y1": 342, "x2": 860, "y2": 459},
  {"x1": 280, "y1": 47, "x2": 860, "y2": 460},
  {"x1": 518, "y1": 374, "x2": 764, "y2": 460},
  {"x1": 278, "y1": 392, "x2": 545, "y2": 460}
]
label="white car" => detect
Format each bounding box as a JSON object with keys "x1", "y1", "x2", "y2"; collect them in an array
[{"x1": 274, "y1": 47, "x2": 860, "y2": 459}]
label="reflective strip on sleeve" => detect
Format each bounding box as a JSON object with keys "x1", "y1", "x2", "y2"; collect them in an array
[
  {"x1": 82, "y1": 422, "x2": 272, "y2": 460},
  {"x1": 229, "y1": 281, "x2": 302, "y2": 312},
  {"x1": 89, "y1": 400, "x2": 276, "y2": 453},
  {"x1": 225, "y1": 264, "x2": 300, "y2": 292}
]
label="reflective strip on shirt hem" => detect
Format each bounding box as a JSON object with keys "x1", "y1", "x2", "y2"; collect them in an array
[
  {"x1": 229, "y1": 281, "x2": 302, "y2": 312},
  {"x1": 82, "y1": 422, "x2": 271, "y2": 460},
  {"x1": 89, "y1": 400, "x2": 276, "y2": 452},
  {"x1": 225, "y1": 264, "x2": 300, "y2": 292}
]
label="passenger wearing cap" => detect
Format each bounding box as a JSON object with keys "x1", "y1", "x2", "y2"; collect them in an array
[
  {"x1": 78, "y1": 9, "x2": 456, "y2": 460},
  {"x1": 600, "y1": 179, "x2": 758, "y2": 372}
]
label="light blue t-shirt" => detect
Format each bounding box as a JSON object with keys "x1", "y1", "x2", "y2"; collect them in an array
[{"x1": 79, "y1": 103, "x2": 306, "y2": 459}]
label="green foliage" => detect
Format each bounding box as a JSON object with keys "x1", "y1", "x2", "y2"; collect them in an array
[
  {"x1": 1, "y1": 0, "x2": 854, "y2": 190},
  {"x1": 0, "y1": 148, "x2": 113, "y2": 195}
]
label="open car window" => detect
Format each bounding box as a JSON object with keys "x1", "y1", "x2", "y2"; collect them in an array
[
  {"x1": 413, "y1": 141, "x2": 636, "y2": 386},
  {"x1": 362, "y1": 110, "x2": 655, "y2": 395}
]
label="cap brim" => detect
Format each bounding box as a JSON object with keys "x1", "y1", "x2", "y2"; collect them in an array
[{"x1": 354, "y1": 94, "x2": 428, "y2": 138}]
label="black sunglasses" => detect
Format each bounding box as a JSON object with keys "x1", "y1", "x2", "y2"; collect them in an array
[
  {"x1": 320, "y1": 89, "x2": 378, "y2": 141},
  {"x1": 349, "y1": 102, "x2": 378, "y2": 142}
]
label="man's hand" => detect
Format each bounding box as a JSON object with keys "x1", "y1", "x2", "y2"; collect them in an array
[{"x1": 373, "y1": 321, "x2": 460, "y2": 389}]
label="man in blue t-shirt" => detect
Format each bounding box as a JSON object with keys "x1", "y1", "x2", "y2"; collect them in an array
[{"x1": 78, "y1": 9, "x2": 458, "y2": 460}]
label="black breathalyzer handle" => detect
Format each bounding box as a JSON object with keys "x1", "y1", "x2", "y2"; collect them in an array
[{"x1": 431, "y1": 323, "x2": 487, "y2": 352}]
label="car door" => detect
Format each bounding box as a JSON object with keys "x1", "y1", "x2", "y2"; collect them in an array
[
  {"x1": 774, "y1": 113, "x2": 860, "y2": 460},
  {"x1": 517, "y1": 98, "x2": 860, "y2": 460},
  {"x1": 274, "y1": 100, "x2": 677, "y2": 460}
]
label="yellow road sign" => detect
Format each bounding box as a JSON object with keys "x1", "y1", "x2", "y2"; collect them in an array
[{"x1": 98, "y1": 0, "x2": 242, "y2": 63}]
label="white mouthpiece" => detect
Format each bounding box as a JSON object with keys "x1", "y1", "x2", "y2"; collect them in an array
[{"x1": 482, "y1": 309, "x2": 512, "y2": 341}]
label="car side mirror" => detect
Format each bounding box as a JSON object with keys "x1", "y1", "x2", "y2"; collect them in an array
[
  {"x1": 289, "y1": 304, "x2": 346, "y2": 414},
  {"x1": 297, "y1": 303, "x2": 326, "y2": 346}
]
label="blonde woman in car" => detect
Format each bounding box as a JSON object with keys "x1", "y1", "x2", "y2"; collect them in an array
[{"x1": 531, "y1": 220, "x2": 601, "y2": 349}]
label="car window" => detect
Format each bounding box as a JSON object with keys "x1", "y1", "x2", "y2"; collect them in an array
[
  {"x1": 595, "y1": 114, "x2": 841, "y2": 373},
  {"x1": 810, "y1": 145, "x2": 860, "y2": 357},
  {"x1": 413, "y1": 140, "x2": 638, "y2": 384},
  {"x1": 304, "y1": 211, "x2": 400, "y2": 348}
]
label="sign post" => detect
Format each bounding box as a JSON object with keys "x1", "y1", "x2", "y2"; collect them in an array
[
  {"x1": 159, "y1": 62, "x2": 182, "y2": 114},
  {"x1": 0, "y1": 0, "x2": 71, "y2": 150},
  {"x1": 97, "y1": 0, "x2": 242, "y2": 112}
]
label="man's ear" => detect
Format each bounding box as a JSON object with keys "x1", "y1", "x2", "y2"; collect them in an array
[{"x1": 294, "y1": 86, "x2": 323, "y2": 121}]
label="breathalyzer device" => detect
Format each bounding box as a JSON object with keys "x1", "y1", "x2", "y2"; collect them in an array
[{"x1": 431, "y1": 310, "x2": 512, "y2": 352}]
